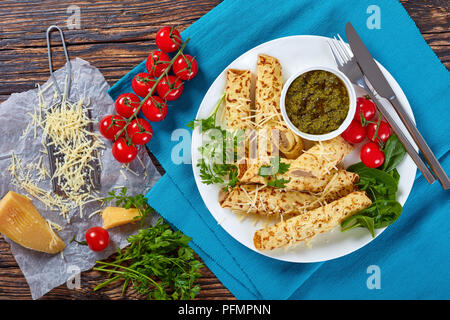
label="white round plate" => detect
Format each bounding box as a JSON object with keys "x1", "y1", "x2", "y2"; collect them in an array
[{"x1": 191, "y1": 35, "x2": 416, "y2": 263}]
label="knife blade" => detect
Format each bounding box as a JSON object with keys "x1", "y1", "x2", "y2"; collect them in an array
[
  {"x1": 346, "y1": 22, "x2": 450, "y2": 190},
  {"x1": 345, "y1": 23, "x2": 396, "y2": 100}
]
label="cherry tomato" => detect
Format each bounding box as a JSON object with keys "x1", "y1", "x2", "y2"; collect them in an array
[
  {"x1": 341, "y1": 120, "x2": 366, "y2": 144},
  {"x1": 142, "y1": 96, "x2": 168, "y2": 122},
  {"x1": 354, "y1": 96, "x2": 376, "y2": 122},
  {"x1": 157, "y1": 75, "x2": 184, "y2": 101},
  {"x1": 132, "y1": 72, "x2": 157, "y2": 98},
  {"x1": 112, "y1": 137, "x2": 138, "y2": 163},
  {"x1": 360, "y1": 142, "x2": 385, "y2": 168},
  {"x1": 126, "y1": 118, "x2": 153, "y2": 145},
  {"x1": 115, "y1": 93, "x2": 141, "y2": 118},
  {"x1": 85, "y1": 226, "x2": 109, "y2": 252},
  {"x1": 366, "y1": 120, "x2": 391, "y2": 144},
  {"x1": 146, "y1": 50, "x2": 171, "y2": 78},
  {"x1": 172, "y1": 54, "x2": 198, "y2": 81},
  {"x1": 155, "y1": 26, "x2": 182, "y2": 53},
  {"x1": 99, "y1": 114, "x2": 126, "y2": 140}
]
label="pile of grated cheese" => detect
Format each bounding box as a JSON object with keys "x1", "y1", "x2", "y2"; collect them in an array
[{"x1": 8, "y1": 82, "x2": 105, "y2": 222}]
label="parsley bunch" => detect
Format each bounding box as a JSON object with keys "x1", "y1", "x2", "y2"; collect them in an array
[{"x1": 94, "y1": 190, "x2": 203, "y2": 300}]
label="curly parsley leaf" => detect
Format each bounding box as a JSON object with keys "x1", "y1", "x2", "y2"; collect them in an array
[{"x1": 258, "y1": 156, "x2": 291, "y2": 188}]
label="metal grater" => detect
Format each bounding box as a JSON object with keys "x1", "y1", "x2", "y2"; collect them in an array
[{"x1": 45, "y1": 25, "x2": 101, "y2": 196}]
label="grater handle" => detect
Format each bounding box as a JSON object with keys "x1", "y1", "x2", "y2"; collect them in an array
[{"x1": 46, "y1": 25, "x2": 71, "y2": 100}]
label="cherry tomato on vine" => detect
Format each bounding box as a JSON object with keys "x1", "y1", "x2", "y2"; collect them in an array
[
  {"x1": 155, "y1": 26, "x2": 182, "y2": 53},
  {"x1": 366, "y1": 120, "x2": 391, "y2": 144},
  {"x1": 360, "y1": 142, "x2": 385, "y2": 168},
  {"x1": 85, "y1": 226, "x2": 109, "y2": 252},
  {"x1": 115, "y1": 93, "x2": 141, "y2": 118},
  {"x1": 157, "y1": 75, "x2": 184, "y2": 101},
  {"x1": 98, "y1": 114, "x2": 126, "y2": 140},
  {"x1": 112, "y1": 137, "x2": 138, "y2": 163},
  {"x1": 142, "y1": 96, "x2": 168, "y2": 122},
  {"x1": 354, "y1": 96, "x2": 376, "y2": 122},
  {"x1": 126, "y1": 118, "x2": 153, "y2": 145},
  {"x1": 341, "y1": 120, "x2": 366, "y2": 144},
  {"x1": 146, "y1": 50, "x2": 171, "y2": 78},
  {"x1": 172, "y1": 54, "x2": 198, "y2": 80},
  {"x1": 132, "y1": 72, "x2": 157, "y2": 98}
]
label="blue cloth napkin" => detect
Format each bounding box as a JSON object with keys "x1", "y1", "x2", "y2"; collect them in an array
[{"x1": 108, "y1": 0, "x2": 450, "y2": 299}]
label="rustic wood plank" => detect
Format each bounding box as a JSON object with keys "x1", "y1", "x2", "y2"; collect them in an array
[{"x1": 0, "y1": 0, "x2": 448, "y2": 300}]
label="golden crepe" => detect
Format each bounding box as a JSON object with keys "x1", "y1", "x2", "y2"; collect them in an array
[
  {"x1": 220, "y1": 170, "x2": 358, "y2": 219},
  {"x1": 277, "y1": 130, "x2": 304, "y2": 159},
  {"x1": 239, "y1": 158, "x2": 354, "y2": 193},
  {"x1": 289, "y1": 136, "x2": 353, "y2": 178},
  {"x1": 254, "y1": 54, "x2": 284, "y2": 128},
  {"x1": 224, "y1": 69, "x2": 253, "y2": 177},
  {"x1": 253, "y1": 191, "x2": 372, "y2": 250},
  {"x1": 225, "y1": 69, "x2": 253, "y2": 130}
]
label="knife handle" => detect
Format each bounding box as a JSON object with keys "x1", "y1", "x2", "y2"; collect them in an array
[
  {"x1": 389, "y1": 97, "x2": 450, "y2": 190},
  {"x1": 364, "y1": 91, "x2": 436, "y2": 185}
]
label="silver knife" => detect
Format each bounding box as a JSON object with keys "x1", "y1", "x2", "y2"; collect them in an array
[{"x1": 346, "y1": 22, "x2": 449, "y2": 190}]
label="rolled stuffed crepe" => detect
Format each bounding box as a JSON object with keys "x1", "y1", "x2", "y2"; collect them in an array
[
  {"x1": 254, "y1": 54, "x2": 284, "y2": 128},
  {"x1": 289, "y1": 136, "x2": 353, "y2": 178},
  {"x1": 225, "y1": 69, "x2": 253, "y2": 130},
  {"x1": 220, "y1": 170, "x2": 358, "y2": 218},
  {"x1": 240, "y1": 158, "x2": 351, "y2": 193},
  {"x1": 253, "y1": 191, "x2": 372, "y2": 250},
  {"x1": 276, "y1": 129, "x2": 303, "y2": 159}
]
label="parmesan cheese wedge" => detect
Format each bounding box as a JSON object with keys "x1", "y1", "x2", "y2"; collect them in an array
[
  {"x1": 0, "y1": 191, "x2": 65, "y2": 254},
  {"x1": 102, "y1": 206, "x2": 141, "y2": 229}
]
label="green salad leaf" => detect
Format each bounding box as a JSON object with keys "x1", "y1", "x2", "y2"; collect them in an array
[
  {"x1": 343, "y1": 134, "x2": 407, "y2": 237},
  {"x1": 381, "y1": 133, "x2": 407, "y2": 172}
]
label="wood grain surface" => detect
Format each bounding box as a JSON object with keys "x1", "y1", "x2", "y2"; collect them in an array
[{"x1": 0, "y1": 0, "x2": 448, "y2": 300}]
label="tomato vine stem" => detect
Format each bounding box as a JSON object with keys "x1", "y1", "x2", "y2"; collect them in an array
[{"x1": 114, "y1": 37, "x2": 191, "y2": 140}]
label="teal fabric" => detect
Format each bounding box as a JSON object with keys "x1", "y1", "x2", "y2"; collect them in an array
[{"x1": 108, "y1": 0, "x2": 450, "y2": 299}]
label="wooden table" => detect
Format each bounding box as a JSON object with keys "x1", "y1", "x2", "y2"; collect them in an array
[{"x1": 0, "y1": 0, "x2": 448, "y2": 300}]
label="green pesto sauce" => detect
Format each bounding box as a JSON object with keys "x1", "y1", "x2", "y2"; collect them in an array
[{"x1": 285, "y1": 70, "x2": 349, "y2": 135}]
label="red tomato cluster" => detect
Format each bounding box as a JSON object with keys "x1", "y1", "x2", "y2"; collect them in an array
[
  {"x1": 341, "y1": 96, "x2": 391, "y2": 168},
  {"x1": 99, "y1": 26, "x2": 198, "y2": 164}
]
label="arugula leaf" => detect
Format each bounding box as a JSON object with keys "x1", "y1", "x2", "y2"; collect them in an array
[
  {"x1": 95, "y1": 192, "x2": 203, "y2": 300},
  {"x1": 382, "y1": 133, "x2": 407, "y2": 172}
]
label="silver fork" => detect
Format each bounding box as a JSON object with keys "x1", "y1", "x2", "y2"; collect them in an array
[{"x1": 328, "y1": 35, "x2": 436, "y2": 184}]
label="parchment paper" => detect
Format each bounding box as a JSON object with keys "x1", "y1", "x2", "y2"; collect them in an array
[{"x1": 0, "y1": 58, "x2": 161, "y2": 299}]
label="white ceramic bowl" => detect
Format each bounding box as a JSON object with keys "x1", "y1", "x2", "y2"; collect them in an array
[{"x1": 280, "y1": 66, "x2": 356, "y2": 141}]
